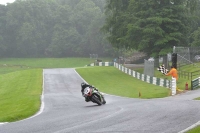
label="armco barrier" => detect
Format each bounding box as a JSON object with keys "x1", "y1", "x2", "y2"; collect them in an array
[
  {"x1": 114, "y1": 62, "x2": 172, "y2": 89},
  {"x1": 86, "y1": 62, "x2": 173, "y2": 90},
  {"x1": 191, "y1": 77, "x2": 200, "y2": 90},
  {"x1": 87, "y1": 62, "x2": 114, "y2": 66}
]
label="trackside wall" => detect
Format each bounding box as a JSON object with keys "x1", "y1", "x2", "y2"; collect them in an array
[
  {"x1": 114, "y1": 62, "x2": 172, "y2": 89},
  {"x1": 191, "y1": 77, "x2": 200, "y2": 90},
  {"x1": 86, "y1": 62, "x2": 173, "y2": 90},
  {"x1": 87, "y1": 62, "x2": 114, "y2": 66}
]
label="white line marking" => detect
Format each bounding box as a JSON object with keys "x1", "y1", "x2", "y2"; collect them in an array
[
  {"x1": 0, "y1": 69, "x2": 45, "y2": 125},
  {"x1": 178, "y1": 121, "x2": 200, "y2": 133}
]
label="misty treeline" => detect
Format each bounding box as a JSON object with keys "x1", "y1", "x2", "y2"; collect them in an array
[
  {"x1": 102, "y1": 0, "x2": 200, "y2": 57},
  {"x1": 0, "y1": 0, "x2": 116, "y2": 58},
  {"x1": 2, "y1": 0, "x2": 200, "y2": 59}
]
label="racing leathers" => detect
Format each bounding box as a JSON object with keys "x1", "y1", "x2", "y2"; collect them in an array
[{"x1": 81, "y1": 82, "x2": 98, "y2": 102}]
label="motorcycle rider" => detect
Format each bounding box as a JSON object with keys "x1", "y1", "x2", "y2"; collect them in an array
[{"x1": 81, "y1": 82, "x2": 106, "y2": 104}]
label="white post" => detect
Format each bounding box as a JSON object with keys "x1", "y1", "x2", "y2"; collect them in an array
[{"x1": 171, "y1": 77, "x2": 176, "y2": 95}]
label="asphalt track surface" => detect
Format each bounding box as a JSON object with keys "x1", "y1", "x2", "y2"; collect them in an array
[{"x1": 0, "y1": 68, "x2": 200, "y2": 133}]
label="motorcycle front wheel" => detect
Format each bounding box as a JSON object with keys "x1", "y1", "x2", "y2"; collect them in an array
[{"x1": 91, "y1": 94, "x2": 102, "y2": 106}]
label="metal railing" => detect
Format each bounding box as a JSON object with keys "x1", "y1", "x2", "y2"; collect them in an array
[{"x1": 178, "y1": 70, "x2": 200, "y2": 80}]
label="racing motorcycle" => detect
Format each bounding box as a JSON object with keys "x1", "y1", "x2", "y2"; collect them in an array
[{"x1": 83, "y1": 86, "x2": 106, "y2": 105}]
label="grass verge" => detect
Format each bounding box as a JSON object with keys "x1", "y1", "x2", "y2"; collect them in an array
[
  {"x1": 0, "y1": 69, "x2": 42, "y2": 122},
  {"x1": 0, "y1": 57, "x2": 111, "y2": 122},
  {"x1": 132, "y1": 66, "x2": 195, "y2": 90},
  {"x1": 76, "y1": 66, "x2": 171, "y2": 99},
  {"x1": 186, "y1": 125, "x2": 200, "y2": 133},
  {"x1": 0, "y1": 58, "x2": 93, "y2": 68},
  {"x1": 0, "y1": 58, "x2": 198, "y2": 124}
]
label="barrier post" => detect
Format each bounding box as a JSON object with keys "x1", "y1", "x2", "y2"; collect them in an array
[{"x1": 171, "y1": 77, "x2": 176, "y2": 95}]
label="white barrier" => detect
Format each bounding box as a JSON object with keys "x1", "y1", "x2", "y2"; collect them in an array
[
  {"x1": 171, "y1": 77, "x2": 176, "y2": 95},
  {"x1": 114, "y1": 62, "x2": 172, "y2": 89}
]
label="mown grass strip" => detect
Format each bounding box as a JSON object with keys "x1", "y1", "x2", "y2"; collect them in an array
[
  {"x1": 186, "y1": 125, "x2": 200, "y2": 133},
  {"x1": 0, "y1": 69, "x2": 42, "y2": 122},
  {"x1": 76, "y1": 66, "x2": 171, "y2": 99},
  {"x1": 0, "y1": 58, "x2": 95, "y2": 68}
]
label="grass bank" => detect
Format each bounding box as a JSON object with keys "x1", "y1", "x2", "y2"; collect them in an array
[
  {"x1": 132, "y1": 63, "x2": 200, "y2": 90},
  {"x1": 0, "y1": 58, "x2": 199, "y2": 124},
  {"x1": 0, "y1": 58, "x2": 93, "y2": 68},
  {"x1": 186, "y1": 125, "x2": 200, "y2": 133},
  {"x1": 76, "y1": 66, "x2": 170, "y2": 99},
  {"x1": 0, "y1": 58, "x2": 110, "y2": 122},
  {"x1": 0, "y1": 69, "x2": 42, "y2": 122}
]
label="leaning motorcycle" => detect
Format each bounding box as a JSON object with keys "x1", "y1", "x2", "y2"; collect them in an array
[{"x1": 83, "y1": 87, "x2": 106, "y2": 105}]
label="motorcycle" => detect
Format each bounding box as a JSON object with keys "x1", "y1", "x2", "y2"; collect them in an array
[{"x1": 83, "y1": 86, "x2": 106, "y2": 105}]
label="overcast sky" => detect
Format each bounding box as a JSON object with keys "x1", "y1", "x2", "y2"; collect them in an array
[{"x1": 0, "y1": 0, "x2": 15, "y2": 5}]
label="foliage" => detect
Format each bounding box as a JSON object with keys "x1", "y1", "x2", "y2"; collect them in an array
[
  {"x1": 190, "y1": 27, "x2": 200, "y2": 46},
  {"x1": 103, "y1": 0, "x2": 200, "y2": 57},
  {"x1": 0, "y1": 0, "x2": 115, "y2": 58}
]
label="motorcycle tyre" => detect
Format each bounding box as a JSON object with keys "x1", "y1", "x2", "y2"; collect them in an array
[
  {"x1": 102, "y1": 98, "x2": 106, "y2": 104},
  {"x1": 91, "y1": 95, "x2": 102, "y2": 106}
]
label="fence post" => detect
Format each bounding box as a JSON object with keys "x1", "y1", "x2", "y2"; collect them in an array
[{"x1": 191, "y1": 80, "x2": 193, "y2": 90}]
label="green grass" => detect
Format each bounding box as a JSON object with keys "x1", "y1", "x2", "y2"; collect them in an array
[
  {"x1": 0, "y1": 57, "x2": 111, "y2": 122},
  {"x1": 194, "y1": 97, "x2": 200, "y2": 100},
  {"x1": 0, "y1": 57, "x2": 107, "y2": 75},
  {"x1": 0, "y1": 66, "x2": 30, "y2": 74},
  {"x1": 0, "y1": 57, "x2": 199, "y2": 124},
  {"x1": 186, "y1": 125, "x2": 200, "y2": 133},
  {"x1": 132, "y1": 63, "x2": 200, "y2": 90},
  {"x1": 0, "y1": 58, "x2": 94, "y2": 68},
  {"x1": 76, "y1": 66, "x2": 171, "y2": 99},
  {"x1": 0, "y1": 69, "x2": 42, "y2": 122}
]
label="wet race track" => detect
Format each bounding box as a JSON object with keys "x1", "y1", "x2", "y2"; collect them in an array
[{"x1": 0, "y1": 68, "x2": 200, "y2": 133}]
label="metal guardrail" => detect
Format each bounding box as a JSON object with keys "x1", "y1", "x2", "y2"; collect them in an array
[
  {"x1": 191, "y1": 77, "x2": 199, "y2": 90},
  {"x1": 178, "y1": 70, "x2": 200, "y2": 90},
  {"x1": 178, "y1": 71, "x2": 191, "y2": 79},
  {"x1": 178, "y1": 70, "x2": 200, "y2": 80},
  {"x1": 114, "y1": 62, "x2": 172, "y2": 89}
]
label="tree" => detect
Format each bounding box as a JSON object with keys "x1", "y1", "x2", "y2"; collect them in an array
[
  {"x1": 127, "y1": 0, "x2": 191, "y2": 57},
  {"x1": 0, "y1": 5, "x2": 7, "y2": 56},
  {"x1": 103, "y1": 0, "x2": 198, "y2": 57},
  {"x1": 1, "y1": 0, "x2": 114, "y2": 58},
  {"x1": 188, "y1": 0, "x2": 200, "y2": 46},
  {"x1": 102, "y1": 0, "x2": 130, "y2": 50}
]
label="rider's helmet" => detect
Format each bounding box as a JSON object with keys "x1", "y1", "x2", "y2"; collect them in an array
[{"x1": 81, "y1": 82, "x2": 88, "y2": 88}]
